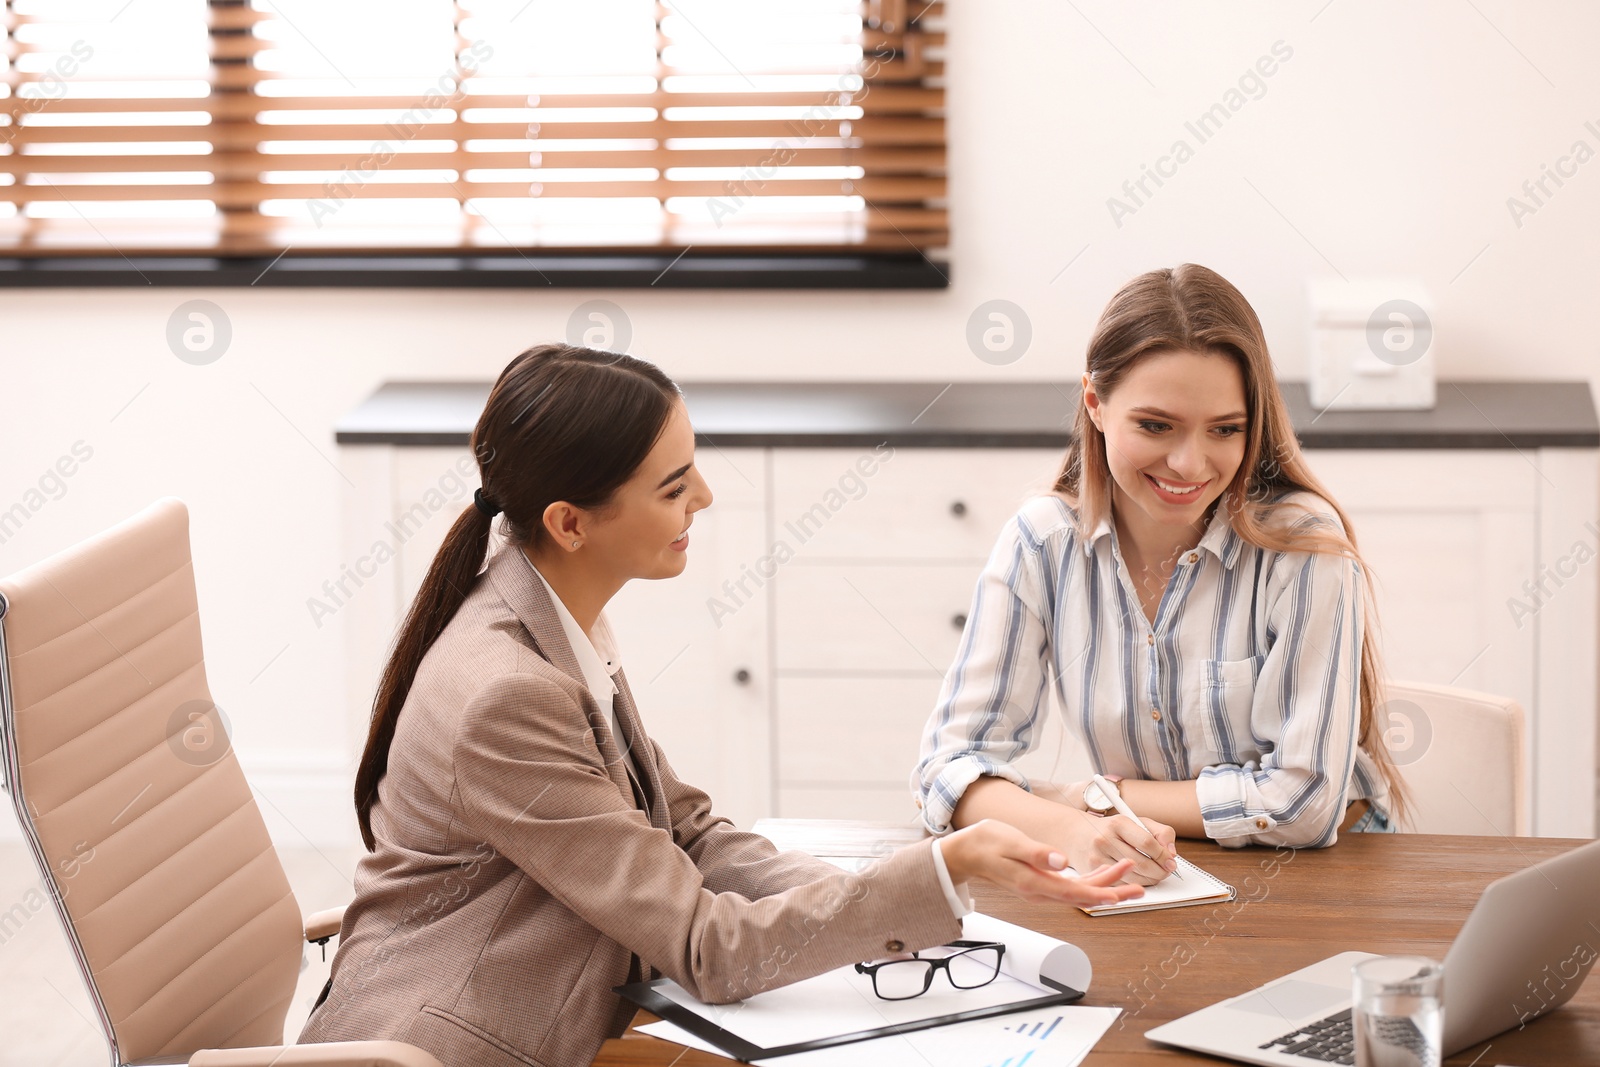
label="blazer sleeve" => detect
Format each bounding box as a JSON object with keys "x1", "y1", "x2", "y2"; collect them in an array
[
  {"x1": 647, "y1": 734, "x2": 853, "y2": 899},
  {"x1": 453, "y1": 671, "x2": 964, "y2": 1005}
]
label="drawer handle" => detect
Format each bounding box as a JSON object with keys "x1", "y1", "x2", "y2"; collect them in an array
[
  {"x1": 733, "y1": 668, "x2": 752, "y2": 685},
  {"x1": 951, "y1": 613, "x2": 967, "y2": 631},
  {"x1": 949, "y1": 501, "x2": 968, "y2": 517}
]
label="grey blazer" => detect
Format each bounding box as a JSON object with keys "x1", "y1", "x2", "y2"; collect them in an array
[{"x1": 297, "y1": 543, "x2": 963, "y2": 1067}]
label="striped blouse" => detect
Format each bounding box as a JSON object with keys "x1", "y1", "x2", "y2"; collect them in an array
[{"x1": 912, "y1": 491, "x2": 1386, "y2": 849}]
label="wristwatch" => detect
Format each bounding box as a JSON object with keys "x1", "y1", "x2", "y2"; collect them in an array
[{"x1": 1082, "y1": 779, "x2": 1116, "y2": 816}]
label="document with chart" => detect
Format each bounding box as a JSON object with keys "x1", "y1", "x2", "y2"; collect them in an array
[{"x1": 620, "y1": 913, "x2": 1111, "y2": 1061}]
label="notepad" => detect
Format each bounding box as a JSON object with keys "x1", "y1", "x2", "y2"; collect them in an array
[{"x1": 1073, "y1": 855, "x2": 1235, "y2": 915}]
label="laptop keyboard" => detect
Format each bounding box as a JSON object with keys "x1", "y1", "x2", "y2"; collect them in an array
[{"x1": 1258, "y1": 1007, "x2": 1355, "y2": 1063}]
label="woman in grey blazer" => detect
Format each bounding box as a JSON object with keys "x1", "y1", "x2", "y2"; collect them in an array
[{"x1": 297, "y1": 344, "x2": 1165, "y2": 1067}]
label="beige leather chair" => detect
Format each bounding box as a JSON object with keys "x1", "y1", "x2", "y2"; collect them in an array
[
  {"x1": 0, "y1": 499, "x2": 441, "y2": 1067},
  {"x1": 1382, "y1": 679, "x2": 1530, "y2": 837}
]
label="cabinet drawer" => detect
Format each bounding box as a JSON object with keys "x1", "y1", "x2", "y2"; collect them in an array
[
  {"x1": 1306, "y1": 450, "x2": 1535, "y2": 513},
  {"x1": 778, "y1": 785, "x2": 923, "y2": 824},
  {"x1": 776, "y1": 677, "x2": 1097, "y2": 794},
  {"x1": 775, "y1": 563, "x2": 980, "y2": 672},
  {"x1": 771, "y1": 448, "x2": 1062, "y2": 560},
  {"x1": 776, "y1": 676, "x2": 945, "y2": 784}
]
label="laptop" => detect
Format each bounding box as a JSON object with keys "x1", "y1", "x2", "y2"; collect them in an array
[{"x1": 1145, "y1": 838, "x2": 1600, "y2": 1065}]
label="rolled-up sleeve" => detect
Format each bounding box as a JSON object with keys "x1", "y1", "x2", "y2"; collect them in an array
[
  {"x1": 1195, "y1": 513, "x2": 1365, "y2": 848},
  {"x1": 912, "y1": 514, "x2": 1052, "y2": 836}
]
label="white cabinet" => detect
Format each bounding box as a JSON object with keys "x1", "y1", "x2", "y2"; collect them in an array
[
  {"x1": 340, "y1": 441, "x2": 1597, "y2": 836},
  {"x1": 767, "y1": 448, "x2": 1062, "y2": 560},
  {"x1": 1310, "y1": 449, "x2": 1596, "y2": 837},
  {"x1": 766, "y1": 448, "x2": 1067, "y2": 825},
  {"x1": 1308, "y1": 451, "x2": 1537, "y2": 709}
]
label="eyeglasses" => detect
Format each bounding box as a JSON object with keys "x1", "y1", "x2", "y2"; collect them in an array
[{"x1": 854, "y1": 940, "x2": 1006, "y2": 1001}]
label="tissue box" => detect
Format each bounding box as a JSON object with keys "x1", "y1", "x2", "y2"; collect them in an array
[{"x1": 1307, "y1": 279, "x2": 1436, "y2": 410}]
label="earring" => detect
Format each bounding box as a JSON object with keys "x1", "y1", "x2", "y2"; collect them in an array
[{"x1": 571, "y1": 540, "x2": 579, "y2": 548}]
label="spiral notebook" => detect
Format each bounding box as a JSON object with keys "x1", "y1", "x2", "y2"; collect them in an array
[{"x1": 1075, "y1": 855, "x2": 1235, "y2": 915}]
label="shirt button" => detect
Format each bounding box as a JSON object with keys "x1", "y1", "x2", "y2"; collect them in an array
[
  {"x1": 1187, "y1": 552, "x2": 1199, "y2": 563},
  {"x1": 1151, "y1": 708, "x2": 1161, "y2": 721},
  {"x1": 885, "y1": 939, "x2": 904, "y2": 953},
  {"x1": 1147, "y1": 633, "x2": 1155, "y2": 646},
  {"x1": 1255, "y1": 818, "x2": 1269, "y2": 830}
]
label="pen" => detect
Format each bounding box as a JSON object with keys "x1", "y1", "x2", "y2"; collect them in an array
[{"x1": 1091, "y1": 773, "x2": 1177, "y2": 884}]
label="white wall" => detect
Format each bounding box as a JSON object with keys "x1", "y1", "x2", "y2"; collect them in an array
[{"x1": 3, "y1": 0, "x2": 1598, "y2": 845}]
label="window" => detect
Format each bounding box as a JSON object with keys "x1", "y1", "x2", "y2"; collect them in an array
[{"x1": 0, "y1": 0, "x2": 947, "y2": 285}]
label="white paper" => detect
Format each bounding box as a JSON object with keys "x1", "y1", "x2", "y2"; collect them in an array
[
  {"x1": 962, "y1": 913, "x2": 1092, "y2": 993},
  {"x1": 637, "y1": 1005, "x2": 1121, "y2": 1067},
  {"x1": 654, "y1": 963, "x2": 1057, "y2": 1048},
  {"x1": 646, "y1": 912, "x2": 1094, "y2": 1050}
]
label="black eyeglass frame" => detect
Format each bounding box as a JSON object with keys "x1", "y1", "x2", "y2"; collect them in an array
[{"x1": 853, "y1": 940, "x2": 1007, "y2": 1001}]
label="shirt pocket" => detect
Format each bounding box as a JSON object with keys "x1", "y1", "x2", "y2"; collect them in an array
[
  {"x1": 1189, "y1": 655, "x2": 1265, "y2": 763},
  {"x1": 1202, "y1": 655, "x2": 1261, "y2": 692}
]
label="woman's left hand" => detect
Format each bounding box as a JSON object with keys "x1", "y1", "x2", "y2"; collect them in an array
[{"x1": 940, "y1": 820, "x2": 1146, "y2": 907}]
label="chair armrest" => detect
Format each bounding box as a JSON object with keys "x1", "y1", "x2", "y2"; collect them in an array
[
  {"x1": 304, "y1": 905, "x2": 347, "y2": 943},
  {"x1": 188, "y1": 1041, "x2": 444, "y2": 1067}
]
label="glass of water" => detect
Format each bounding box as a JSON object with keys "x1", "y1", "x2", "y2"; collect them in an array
[{"x1": 1352, "y1": 956, "x2": 1444, "y2": 1067}]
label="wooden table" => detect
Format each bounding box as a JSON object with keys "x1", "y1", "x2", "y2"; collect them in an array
[{"x1": 593, "y1": 823, "x2": 1600, "y2": 1066}]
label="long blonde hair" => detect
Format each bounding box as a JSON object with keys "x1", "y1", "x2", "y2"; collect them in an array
[{"x1": 1054, "y1": 263, "x2": 1409, "y2": 825}]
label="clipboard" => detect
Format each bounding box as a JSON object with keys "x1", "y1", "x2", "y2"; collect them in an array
[
  {"x1": 614, "y1": 973, "x2": 1083, "y2": 1062},
  {"x1": 616, "y1": 913, "x2": 1095, "y2": 1062}
]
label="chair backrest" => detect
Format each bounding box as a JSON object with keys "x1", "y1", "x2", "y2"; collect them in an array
[
  {"x1": 0, "y1": 498, "x2": 303, "y2": 1065},
  {"x1": 1382, "y1": 679, "x2": 1530, "y2": 836}
]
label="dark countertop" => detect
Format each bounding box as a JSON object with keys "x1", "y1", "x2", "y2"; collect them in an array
[{"x1": 334, "y1": 380, "x2": 1599, "y2": 449}]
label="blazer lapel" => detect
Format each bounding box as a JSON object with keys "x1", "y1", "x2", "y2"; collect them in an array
[
  {"x1": 486, "y1": 544, "x2": 584, "y2": 683},
  {"x1": 485, "y1": 545, "x2": 635, "y2": 806},
  {"x1": 611, "y1": 668, "x2": 669, "y2": 830}
]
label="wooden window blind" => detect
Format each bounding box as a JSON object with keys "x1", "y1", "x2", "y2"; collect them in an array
[{"x1": 0, "y1": 0, "x2": 946, "y2": 262}]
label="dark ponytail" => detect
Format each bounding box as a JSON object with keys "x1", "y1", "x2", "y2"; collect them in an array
[{"x1": 354, "y1": 343, "x2": 681, "y2": 850}]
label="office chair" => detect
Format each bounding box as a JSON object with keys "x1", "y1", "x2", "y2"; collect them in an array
[
  {"x1": 1383, "y1": 679, "x2": 1530, "y2": 836},
  {"x1": 0, "y1": 498, "x2": 441, "y2": 1067}
]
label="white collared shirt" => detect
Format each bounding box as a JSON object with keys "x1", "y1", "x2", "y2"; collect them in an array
[
  {"x1": 914, "y1": 490, "x2": 1385, "y2": 850},
  {"x1": 521, "y1": 553, "x2": 623, "y2": 746}
]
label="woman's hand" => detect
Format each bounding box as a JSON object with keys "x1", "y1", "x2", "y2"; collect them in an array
[
  {"x1": 1060, "y1": 808, "x2": 1178, "y2": 886},
  {"x1": 1032, "y1": 775, "x2": 1177, "y2": 884},
  {"x1": 939, "y1": 819, "x2": 1146, "y2": 907},
  {"x1": 949, "y1": 775, "x2": 1184, "y2": 887}
]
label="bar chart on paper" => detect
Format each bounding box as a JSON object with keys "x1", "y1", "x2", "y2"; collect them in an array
[
  {"x1": 638, "y1": 1004, "x2": 1120, "y2": 1066},
  {"x1": 993, "y1": 1012, "x2": 1066, "y2": 1062},
  {"x1": 986, "y1": 1010, "x2": 1110, "y2": 1067},
  {"x1": 1002, "y1": 1013, "x2": 1065, "y2": 1039}
]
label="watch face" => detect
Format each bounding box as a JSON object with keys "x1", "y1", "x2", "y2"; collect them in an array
[{"x1": 1083, "y1": 780, "x2": 1112, "y2": 813}]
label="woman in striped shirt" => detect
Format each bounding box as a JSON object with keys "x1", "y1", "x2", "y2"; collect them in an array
[{"x1": 914, "y1": 264, "x2": 1408, "y2": 882}]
